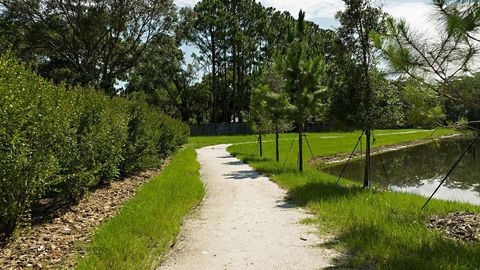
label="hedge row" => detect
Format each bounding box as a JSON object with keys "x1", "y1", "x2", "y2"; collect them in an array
[{"x1": 0, "y1": 56, "x2": 189, "y2": 237}]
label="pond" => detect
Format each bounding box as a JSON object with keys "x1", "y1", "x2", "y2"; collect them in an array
[{"x1": 322, "y1": 137, "x2": 480, "y2": 205}]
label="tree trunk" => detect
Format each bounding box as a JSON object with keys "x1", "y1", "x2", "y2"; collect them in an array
[
  {"x1": 298, "y1": 124, "x2": 303, "y2": 172},
  {"x1": 275, "y1": 125, "x2": 279, "y2": 162},
  {"x1": 363, "y1": 127, "x2": 371, "y2": 188},
  {"x1": 259, "y1": 133, "x2": 263, "y2": 157},
  {"x1": 362, "y1": 25, "x2": 372, "y2": 188},
  {"x1": 232, "y1": 44, "x2": 237, "y2": 122}
]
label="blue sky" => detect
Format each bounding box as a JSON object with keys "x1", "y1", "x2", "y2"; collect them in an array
[{"x1": 177, "y1": 0, "x2": 438, "y2": 65}]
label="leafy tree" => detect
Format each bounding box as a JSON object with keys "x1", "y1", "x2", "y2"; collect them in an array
[
  {"x1": 0, "y1": 0, "x2": 177, "y2": 94},
  {"x1": 281, "y1": 10, "x2": 327, "y2": 172},
  {"x1": 336, "y1": 0, "x2": 387, "y2": 187},
  {"x1": 443, "y1": 72, "x2": 480, "y2": 125},
  {"x1": 256, "y1": 66, "x2": 292, "y2": 161},
  {"x1": 370, "y1": 71, "x2": 406, "y2": 128},
  {"x1": 126, "y1": 34, "x2": 183, "y2": 98},
  {"x1": 247, "y1": 85, "x2": 272, "y2": 157},
  {"x1": 403, "y1": 81, "x2": 446, "y2": 128},
  {"x1": 159, "y1": 65, "x2": 211, "y2": 123}
]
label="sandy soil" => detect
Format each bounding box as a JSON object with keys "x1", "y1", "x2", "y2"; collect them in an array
[{"x1": 159, "y1": 144, "x2": 335, "y2": 270}]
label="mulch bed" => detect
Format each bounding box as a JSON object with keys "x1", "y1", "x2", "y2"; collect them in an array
[
  {"x1": 0, "y1": 165, "x2": 166, "y2": 269},
  {"x1": 429, "y1": 212, "x2": 480, "y2": 242}
]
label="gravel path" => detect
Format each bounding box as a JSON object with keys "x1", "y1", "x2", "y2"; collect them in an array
[{"x1": 159, "y1": 144, "x2": 335, "y2": 270}]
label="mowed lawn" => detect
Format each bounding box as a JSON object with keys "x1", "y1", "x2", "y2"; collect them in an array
[{"x1": 212, "y1": 129, "x2": 480, "y2": 269}]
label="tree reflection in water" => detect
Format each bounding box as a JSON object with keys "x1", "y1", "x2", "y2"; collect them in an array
[{"x1": 323, "y1": 137, "x2": 480, "y2": 205}]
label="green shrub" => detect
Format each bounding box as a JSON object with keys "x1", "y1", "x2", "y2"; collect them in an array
[
  {"x1": 0, "y1": 55, "x2": 189, "y2": 237},
  {"x1": 121, "y1": 92, "x2": 163, "y2": 175},
  {"x1": 157, "y1": 114, "x2": 190, "y2": 157},
  {"x1": 0, "y1": 57, "x2": 62, "y2": 235}
]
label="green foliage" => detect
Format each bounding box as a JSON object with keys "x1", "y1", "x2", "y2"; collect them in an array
[
  {"x1": 0, "y1": 55, "x2": 188, "y2": 237},
  {"x1": 281, "y1": 11, "x2": 328, "y2": 126},
  {"x1": 76, "y1": 148, "x2": 204, "y2": 270},
  {"x1": 247, "y1": 84, "x2": 273, "y2": 134},
  {"x1": 52, "y1": 89, "x2": 129, "y2": 200},
  {"x1": 444, "y1": 72, "x2": 480, "y2": 123},
  {"x1": 403, "y1": 82, "x2": 446, "y2": 128},
  {"x1": 334, "y1": 0, "x2": 388, "y2": 129},
  {"x1": 247, "y1": 64, "x2": 293, "y2": 134},
  {"x1": 1, "y1": 0, "x2": 177, "y2": 94},
  {"x1": 185, "y1": 0, "x2": 338, "y2": 123},
  {"x1": 370, "y1": 72, "x2": 406, "y2": 128},
  {"x1": 375, "y1": 1, "x2": 480, "y2": 110}
]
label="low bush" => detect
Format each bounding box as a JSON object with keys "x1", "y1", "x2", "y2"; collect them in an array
[{"x1": 0, "y1": 55, "x2": 188, "y2": 237}]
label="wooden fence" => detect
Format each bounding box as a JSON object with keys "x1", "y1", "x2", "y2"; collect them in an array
[{"x1": 189, "y1": 122, "x2": 331, "y2": 136}]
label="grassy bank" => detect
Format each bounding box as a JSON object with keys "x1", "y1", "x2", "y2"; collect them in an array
[
  {"x1": 76, "y1": 148, "x2": 204, "y2": 270},
  {"x1": 189, "y1": 129, "x2": 454, "y2": 149},
  {"x1": 226, "y1": 129, "x2": 480, "y2": 269}
]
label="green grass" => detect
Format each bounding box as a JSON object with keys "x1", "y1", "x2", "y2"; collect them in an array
[
  {"x1": 226, "y1": 129, "x2": 480, "y2": 269},
  {"x1": 76, "y1": 148, "x2": 204, "y2": 270},
  {"x1": 189, "y1": 128, "x2": 455, "y2": 149}
]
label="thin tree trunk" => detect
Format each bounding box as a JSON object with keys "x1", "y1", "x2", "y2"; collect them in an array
[
  {"x1": 232, "y1": 44, "x2": 237, "y2": 122},
  {"x1": 275, "y1": 125, "x2": 279, "y2": 162},
  {"x1": 211, "y1": 29, "x2": 217, "y2": 123},
  {"x1": 362, "y1": 26, "x2": 372, "y2": 188},
  {"x1": 364, "y1": 127, "x2": 371, "y2": 187},
  {"x1": 259, "y1": 133, "x2": 263, "y2": 157},
  {"x1": 298, "y1": 124, "x2": 303, "y2": 172}
]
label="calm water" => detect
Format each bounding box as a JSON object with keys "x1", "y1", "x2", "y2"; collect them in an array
[{"x1": 323, "y1": 137, "x2": 480, "y2": 205}]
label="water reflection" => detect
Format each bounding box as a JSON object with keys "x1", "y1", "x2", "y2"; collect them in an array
[{"x1": 323, "y1": 137, "x2": 480, "y2": 205}]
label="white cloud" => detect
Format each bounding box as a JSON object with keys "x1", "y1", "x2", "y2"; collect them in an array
[
  {"x1": 259, "y1": 0, "x2": 343, "y2": 19},
  {"x1": 175, "y1": 0, "x2": 199, "y2": 7},
  {"x1": 384, "y1": 1, "x2": 440, "y2": 38},
  {"x1": 174, "y1": 0, "x2": 343, "y2": 18}
]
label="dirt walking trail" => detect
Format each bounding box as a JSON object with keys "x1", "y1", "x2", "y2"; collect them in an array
[{"x1": 159, "y1": 144, "x2": 335, "y2": 270}]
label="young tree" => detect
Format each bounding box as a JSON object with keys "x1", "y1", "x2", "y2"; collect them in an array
[
  {"x1": 336, "y1": 0, "x2": 386, "y2": 187},
  {"x1": 249, "y1": 83, "x2": 292, "y2": 161},
  {"x1": 281, "y1": 10, "x2": 327, "y2": 172},
  {"x1": 247, "y1": 85, "x2": 272, "y2": 157},
  {"x1": 371, "y1": 0, "x2": 480, "y2": 110},
  {"x1": 256, "y1": 66, "x2": 292, "y2": 161}
]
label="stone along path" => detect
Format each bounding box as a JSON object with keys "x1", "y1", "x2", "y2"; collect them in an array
[{"x1": 159, "y1": 144, "x2": 335, "y2": 270}]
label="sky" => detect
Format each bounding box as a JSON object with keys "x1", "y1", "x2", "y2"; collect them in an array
[{"x1": 177, "y1": 0, "x2": 441, "y2": 64}]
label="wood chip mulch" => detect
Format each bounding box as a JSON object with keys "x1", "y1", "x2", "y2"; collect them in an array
[
  {"x1": 428, "y1": 211, "x2": 480, "y2": 242},
  {"x1": 0, "y1": 164, "x2": 166, "y2": 270}
]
